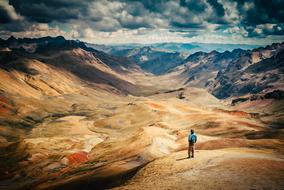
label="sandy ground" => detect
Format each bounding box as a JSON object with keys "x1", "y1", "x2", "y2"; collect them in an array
[{"x1": 114, "y1": 148, "x2": 284, "y2": 190}]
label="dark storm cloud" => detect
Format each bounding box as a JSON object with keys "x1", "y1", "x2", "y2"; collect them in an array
[
  {"x1": 235, "y1": 0, "x2": 284, "y2": 25},
  {"x1": 207, "y1": 0, "x2": 225, "y2": 17},
  {"x1": 231, "y1": 0, "x2": 284, "y2": 37},
  {"x1": 0, "y1": 6, "x2": 13, "y2": 23},
  {"x1": 0, "y1": 0, "x2": 21, "y2": 24},
  {"x1": 6, "y1": 0, "x2": 222, "y2": 30},
  {"x1": 7, "y1": 0, "x2": 283, "y2": 29},
  {"x1": 171, "y1": 22, "x2": 204, "y2": 29},
  {"x1": 126, "y1": 0, "x2": 163, "y2": 13},
  {"x1": 180, "y1": 0, "x2": 207, "y2": 13},
  {"x1": 1, "y1": 0, "x2": 283, "y2": 41},
  {"x1": 0, "y1": 21, "x2": 28, "y2": 32},
  {"x1": 9, "y1": 0, "x2": 89, "y2": 23}
]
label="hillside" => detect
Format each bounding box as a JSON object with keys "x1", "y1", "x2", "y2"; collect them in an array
[
  {"x1": 167, "y1": 42, "x2": 284, "y2": 101},
  {"x1": 210, "y1": 44, "x2": 284, "y2": 99}
]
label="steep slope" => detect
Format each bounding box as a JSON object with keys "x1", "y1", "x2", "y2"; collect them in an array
[
  {"x1": 170, "y1": 42, "x2": 284, "y2": 99},
  {"x1": 173, "y1": 49, "x2": 245, "y2": 87},
  {"x1": 0, "y1": 36, "x2": 171, "y2": 96},
  {"x1": 209, "y1": 43, "x2": 284, "y2": 99}
]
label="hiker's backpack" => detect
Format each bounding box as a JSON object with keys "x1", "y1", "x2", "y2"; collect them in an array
[{"x1": 190, "y1": 134, "x2": 197, "y2": 144}]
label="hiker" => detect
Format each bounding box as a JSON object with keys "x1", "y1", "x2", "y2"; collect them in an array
[{"x1": 188, "y1": 129, "x2": 197, "y2": 158}]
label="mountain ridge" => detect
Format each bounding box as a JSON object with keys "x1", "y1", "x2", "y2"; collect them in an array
[{"x1": 1, "y1": 36, "x2": 283, "y2": 100}]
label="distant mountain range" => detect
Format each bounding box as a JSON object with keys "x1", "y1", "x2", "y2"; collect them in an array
[
  {"x1": 1, "y1": 36, "x2": 283, "y2": 100},
  {"x1": 86, "y1": 41, "x2": 261, "y2": 75},
  {"x1": 86, "y1": 42, "x2": 260, "y2": 54},
  {"x1": 105, "y1": 46, "x2": 187, "y2": 74},
  {"x1": 151, "y1": 42, "x2": 260, "y2": 53}
]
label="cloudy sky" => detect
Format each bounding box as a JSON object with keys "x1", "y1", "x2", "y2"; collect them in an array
[{"x1": 0, "y1": 0, "x2": 284, "y2": 45}]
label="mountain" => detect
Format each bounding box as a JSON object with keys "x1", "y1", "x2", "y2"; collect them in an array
[
  {"x1": 86, "y1": 42, "x2": 260, "y2": 54},
  {"x1": 150, "y1": 42, "x2": 200, "y2": 53},
  {"x1": 86, "y1": 43, "x2": 259, "y2": 75},
  {"x1": 85, "y1": 43, "x2": 143, "y2": 54},
  {"x1": 108, "y1": 46, "x2": 187, "y2": 75},
  {"x1": 85, "y1": 42, "x2": 260, "y2": 75},
  {"x1": 169, "y1": 42, "x2": 284, "y2": 100},
  {"x1": 150, "y1": 42, "x2": 260, "y2": 54},
  {"x1": 192, "y1": 43, "x2": 260, "y2": 52},
  {"x1": 172, "y1": 49, "x2": 245, "y2": 87},
  {"x1": 0, "y1": 36, "x2": 172, "y2": 97},
  {"x1": 0, "y1": 36, "x2": 95, "y2": 53},
  {"x1": 209, "y1": 43, "x2": 284, "y2": 99}
]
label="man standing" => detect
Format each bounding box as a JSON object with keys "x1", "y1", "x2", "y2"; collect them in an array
[{"x1": 188, "y1": 129, "x2": 197, "y2": 158}]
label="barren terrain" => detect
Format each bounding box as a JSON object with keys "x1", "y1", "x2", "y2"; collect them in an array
[{"x1": 0, "y1": 40, "x2": 283, "y2": 190}]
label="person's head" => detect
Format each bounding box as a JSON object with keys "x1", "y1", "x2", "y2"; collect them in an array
[{"x1": 191, "y1": 129, "x2": 194, "y2": 134}]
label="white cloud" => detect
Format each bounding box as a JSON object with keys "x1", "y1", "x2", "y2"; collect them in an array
[
  {"x1": 221, "y1": 0, "x2": 240, "y2": 25},
  {"x1": 223, "y1": 26, "x2": 249, "y2": 37}
]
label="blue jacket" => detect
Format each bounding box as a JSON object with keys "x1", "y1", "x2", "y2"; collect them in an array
[{"x1": 188, "y1": 133, "x2": 197, "y2": 144}]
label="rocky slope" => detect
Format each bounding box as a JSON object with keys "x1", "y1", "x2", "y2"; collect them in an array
[
  {"x1": 210, "y1": 44, "x2": 284, "y2": 99},
  {"x1": 170, "y1": 42, "x2": 284, "y2": 100},
  {"x1": 172, "y1": 49, "x2": 245, "y2": 87}
]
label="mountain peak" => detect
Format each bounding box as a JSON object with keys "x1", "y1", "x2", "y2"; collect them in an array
[
  {"x1": 209, "y1": 50, "x2": 219, "y2": 54},
  {"x1": 54, "y1": 35, "x2": 66, "y2": 41},
  {"x1": 8, "y1": 35, "x2": 16, "y2": 40},
  {"x1": 7, "y1": 36, "x2": 17, "y2": 42}
]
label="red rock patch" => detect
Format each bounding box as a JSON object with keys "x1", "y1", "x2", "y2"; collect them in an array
[
  {"x1": 65, "y1": 151, "x2": 89, "y2": 165},
  {"x1": 0, "y1": 95, "x2": 14, "y2": 116},
  {"x1": 148, "y1": 102, "x2": 165, "y2": 110}
]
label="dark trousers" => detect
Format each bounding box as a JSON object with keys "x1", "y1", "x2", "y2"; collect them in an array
[{"x1": 188, "y1": 143, "x2": 195, "y2": 157}]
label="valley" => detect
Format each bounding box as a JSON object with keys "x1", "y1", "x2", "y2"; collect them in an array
[{"x1": 0, "y1": 37, "x2": 283, "y2": 190}]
